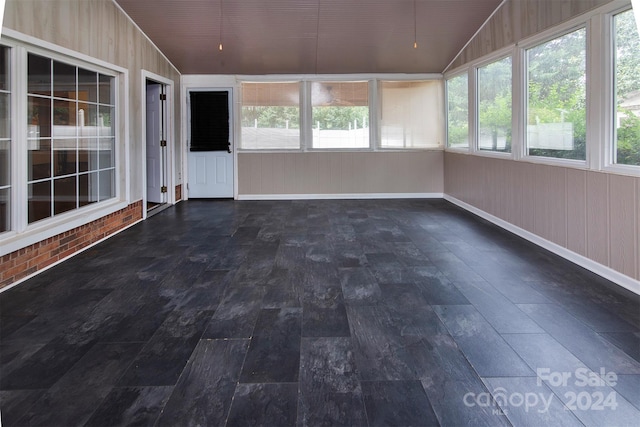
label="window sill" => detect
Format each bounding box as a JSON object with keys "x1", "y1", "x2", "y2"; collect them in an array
[{"x1": 0, "y1": 198, "x2": 131, "y2": 257}]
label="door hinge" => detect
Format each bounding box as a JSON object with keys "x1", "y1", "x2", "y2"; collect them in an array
[
  {"x1": 161, "y1": 186, "x2": 167, "y2": 193},
  {"x1": 160, "y1": 94, "x2": 166, "y2": 101},
  {"x1": 160, "y1": 140, "x2": 167, "y2": 147}
]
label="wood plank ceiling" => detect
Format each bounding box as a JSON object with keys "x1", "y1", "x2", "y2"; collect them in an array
[{"x1": 114, "y1": 0, "x2": 504, "y2": 75}]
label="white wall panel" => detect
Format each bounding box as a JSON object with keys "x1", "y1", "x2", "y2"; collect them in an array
[
  {"x1": 445, "y1": 152, "x2": 640, "y2": 287},
  {"x1": 238, "y1": 151, "x2": 443, "y2": 197}
]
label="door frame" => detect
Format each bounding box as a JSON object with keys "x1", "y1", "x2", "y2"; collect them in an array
[
  {"x1": 141, "y1": 70, "x2": 175, "y2": 219},
  {"x1": 182, "y1": 85, "x2": 236, "y2": 200}
]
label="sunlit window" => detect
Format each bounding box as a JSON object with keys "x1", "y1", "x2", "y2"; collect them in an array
[
  {"x1": 240, "y1": 82, "x2": 300, "y2": 150},
  {"x1": 613, "y1": 9, "x2": 640, "y2": 166},
  {"x1": 311, "y1": 81, "x2": 369, "y2": 149},
  {"x1": 379, "y1": 80, "x2": 443, "y2": 149},
  {"x1": 446, "y1": 73, "x2": 469, "y2": 149},
  {"x1": 477, "y1": 57, "x2": 512, "y2": 153},
  {"x1": 526, "y1": 28, "x2": 586, "y2": 161}
]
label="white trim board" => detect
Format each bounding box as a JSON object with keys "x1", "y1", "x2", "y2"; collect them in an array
[
  {"x1": 444, "y1": 194, "x2": 640, "y2": 296},
  {"x1": 237, "y1": 193, "x2": 443, "y2": 201}
]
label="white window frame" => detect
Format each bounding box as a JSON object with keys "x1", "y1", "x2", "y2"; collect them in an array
[
  {"x1": 520, "y1": 24, "x2": 589, "y2": 168},
  {"x1": 309, "y1": 78, "x2": 372, "y2": 152},
  {"x1": 602, "y1": 4, "x2": 640, "y2": 175},
  {"x1": 472, "y1": 47, "x2": 515, "y2": 159},
  {"x1": 238, "y1": 80, "x2": 303, "y2": 151},
  {"x1": 443, "y1": 0, "x2": 639, "y2": 176},
  {"x1": 445, "y1": 68, "x2": 471, "y2": 152},
  {"x1": 377, "y1": 79, "x2": 445, "y2": 150},
  {"x1": 0, "y1": 43, "x2": 13, "y2": 235},
  {"x1": 236, "y1": 74, "x2": 442, "y2": 153},
  {"x1": 0, "y1": 30, "x2": 130, "y2": 257}
]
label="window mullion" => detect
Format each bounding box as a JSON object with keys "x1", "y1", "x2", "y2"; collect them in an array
[
  {"x1": 468, "y1": 68, "x2": 477, "y2": 154},
  {"x1": 300, "y1": 80, "x2": 311, "y2": 152},
  {"x1": 587, "y1": 16, "x2": 605, "y2": 171},
  {"x1": 513, "y1": 45, "x2": 525, "y2": 161},
  {"x1": 369, "y1": 79, "x2": 378, "y2": 151}
]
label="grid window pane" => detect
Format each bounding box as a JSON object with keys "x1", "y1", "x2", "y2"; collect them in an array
[
  {"x1": 614, "y1": 9, "x2": 640, "y2": 166},
  {"x1": 53, "y1": 61, "x2": 76, "y2": 99},
  {"x1": 0, "y1": 140, "x2": 8, "y2": 187},
  {"x1": 80, "y1": 103, "x2": 99, "y2": 137},
  {"x1": 99, "y1": 138, "x2": 115, "y2": 169},
  {"x1": 28, "y1": 96, "x2": 52, "y2": 138},
  {"x1": 78, "y1": 69, "x2": 98, "y2": 103},
  {"x1": 54, "y1": 176, "x2": 77, "y2": 215},
  {"x1": 28, "y1": 54, "x2": 51, "y2": 96},
  {"x1": 28, "y1": 138, "x2": 52, "y2": 181},
  {"x1": 478, "y1": 57, "x2": 512, "y2": 152},
  {"x1": 0, "y1": 46, "x2": 8, "y2": 91},
  {"x1": 527, "y1": 28, "x2": 586, "y2": 160},
  {"x1": 312, "y1": 81, "x2": 369, "y2": 149},
  {"x1": 99, "y1": 74, "x2": 114, "y2": 105},
  {"x1": 0, "y1": 187, "x2": 8, "y2": 233},
  {"x1": 53, "y1": 139, "x2": 77, "y2": 177},
  {"x1": 240, "y1": 82, "x2": 300, "y2": 150},
  {"x1": 0, "y1": 93, "x2": 10, "y2": 139},
  {"x1": 53, "y1": 99, "x2": 77, "y2": 137},
  {"x1": 98, "y1": 169, "x2": 114, "y2": 201},
  {"x1": 26, "y1": 53, "x2": 117, "y2": 223},
  {"x1": 379, "y1": 80, "x2": 443, "y2": 149},
  {"x1": 28, "y1": 181, "x2": 51, "y2": 223},
  {"x1": 79, "y1": 172, "x2": 98, "y2": 207},
  {"x1": 98, "y1": 105, "x2": 114, "y2": 137},
  {"x1": 447, "y1": 74, "x2": 469, "y2": 148},
  {"x1": 79, "y1": 138, "x2": 98, "y2": 173}
]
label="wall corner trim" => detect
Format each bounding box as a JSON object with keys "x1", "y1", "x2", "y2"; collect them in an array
[{"x1": 444, "y1": 194, "x2": 640, "y2": 296}]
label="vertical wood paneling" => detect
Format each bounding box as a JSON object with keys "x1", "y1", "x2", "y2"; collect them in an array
[
  {"x1": 609, "y1": 175, "x2": 637, "y2": 279},
  {"x1": 566, "y1": 169, "x2": 587, "y2": 257},
  {"x1": 520, "y1": 162, "x2": 537, "y2": 234},
  {"x1": 444, "y1": 153, "x2": 638, "y2": 284},
  {"x1": 586, "y1": 171, "x2": 610, "y2": 267},
  {"x1": 483, "y1": 158, "x2": 497, "y2": 216},
  {"x1": 534, "y1": 165, "x2": 567, "y2": 246},
  {"x1": 505, "y1": 159, "x2": 523, "y2": 227}
]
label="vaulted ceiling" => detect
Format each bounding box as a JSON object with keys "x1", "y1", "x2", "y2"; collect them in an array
[{"x1": 114, "y1": 0, "x2": 504, "y2": 75}]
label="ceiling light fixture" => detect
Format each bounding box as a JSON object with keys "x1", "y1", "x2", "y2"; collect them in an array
[
  {"x1": 413, "y1": 0, "x2": 418, "y2": 48},
  {"x1": 218, "y1": 0, "x2": 223, "y2": 51}
]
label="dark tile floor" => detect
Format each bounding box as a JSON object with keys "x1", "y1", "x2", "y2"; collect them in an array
[{"x1": 1, "y1": 199, "x2": 639, "y2": 426}]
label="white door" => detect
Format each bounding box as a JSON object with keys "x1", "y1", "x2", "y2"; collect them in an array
[
  {"x1": 187, "y1": 89, "x2": 234, "y2": 198},
  {"x1": 146, "y1": 83, "x2": 166, "y2": 204}
]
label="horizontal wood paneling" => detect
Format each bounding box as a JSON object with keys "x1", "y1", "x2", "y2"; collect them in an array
[
  {"x1": 238, "y1": 151, "x2": 444, "y2": 196},
  {"x1": 444, "y1": 152, "x2": 640, "y2": 284}
]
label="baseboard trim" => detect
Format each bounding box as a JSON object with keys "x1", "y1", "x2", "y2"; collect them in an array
[
  {"x1": 237, "y1": 193, "x2": 444, "y2": 201},
  {"x1": 444, "y1": 195, "x2": 640, "y2": 296}
]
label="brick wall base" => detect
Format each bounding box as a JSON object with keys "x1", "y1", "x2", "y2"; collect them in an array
[
  {"x1": 175, "y1": 184, "x2": 182, "y2": 202},
  {"x1": 0, "y1": 201, "x2": 143, "y2": 290}
]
